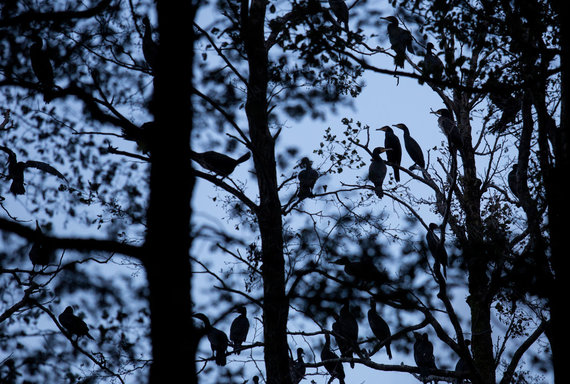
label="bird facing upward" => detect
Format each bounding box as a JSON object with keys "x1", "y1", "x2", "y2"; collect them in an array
[{"x1": 58, "y1": 306, "x2": 95, "y2": 341}]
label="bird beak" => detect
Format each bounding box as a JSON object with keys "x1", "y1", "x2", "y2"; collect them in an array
[{"x1": 377, "y1": 127, "x2": 387, "y2": 132}]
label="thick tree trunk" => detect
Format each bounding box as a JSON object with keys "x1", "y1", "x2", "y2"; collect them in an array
[
  {"x1": 144, "y1": 3, "x2": 197, "y2": 384},
  {"x1": 244, "y1": 1, "x2": 291, "y2": 383}
]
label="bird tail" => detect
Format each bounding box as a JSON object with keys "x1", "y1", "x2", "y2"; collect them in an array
[
  {"x1": 298, "y1": 187, "x2": 312, "y2": 200},
  {"x1": 236, "y1": 152, "x2": 251, "y2": 164},
  {"x1": 394, "y1": 53, "x2": 406, "y2": 68},
  {"x1": 374, "y1": 186, "x2": 383, "y2": 199},
  {"x1": 216, "y1": 352, "x2": 226, "y2": 366},
  {"x1": 386, "y1": 344, "x2": 393, "y2": 360},
  {"x1": 393, "y1": 167, "x2": 400, "y2": 182}
]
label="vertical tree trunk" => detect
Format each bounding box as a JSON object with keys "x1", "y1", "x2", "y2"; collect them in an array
[
  {"x1": 244, "y1": 1, "x2": 291, "y2": 383},
  {"x1": 144, "y1": 3, "x2": 197, "y2": 384}
]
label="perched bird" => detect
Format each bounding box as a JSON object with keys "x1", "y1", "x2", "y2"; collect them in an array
[
  {"x1": 297, "y1": 157, "x2": 319, "y2": 199},
  {"x1": 328, "y1": 0, "x2": 349, "y2": 31},
  {"x1": 229, "y1": 306, "x2": 249, "y2": 354},
  {"x1": 122, "y1": 121, "x2": 154, "y2": 154},
  {"x1": 368, "y1": 147, "x2": 389, "y2": 198},
  {"x1": 29, "y1": 35, "x2": 55, "y2": 93},
  {"x1": 381, "y1": 16, "x2": 414, "y2": 68},
  {"x1": 252, "y1": 376, "x2": 259, "y2": 384},
  {"x1": 0, "y1": 145, "x2": 66, "y2": 195},
  {"x1": 367, "y1": 298, "x2": 392, "y2": 359},
  {"x1": 58, "y1": 306, "x2": 95, "y2": 341},
  {"x1": 392, "y1": 124, "x2": 425, "y2": 169},
  {"x1": 426, "y1": 223, "x2": 448, "y2": 278},
  {"x1": 193, "y1": 313, "x2": 229, "y2": 366},
  {"x1": 454, "y1": 340, "x2": 471, "y2": 384},
  {"x1": 289, "y1": 347, "x2": 305, "y2": 384},
  {"x1": 508, "y1": 164, "x2": 521, "y2": 200},
  {"x1": 142, "y1": 16, "x2": 159, "y2": 71},
  {"x1": 333, "y1": 256, "x2": 388, "y2": 284},
  {"x1": 191, "y1": 151, "x2": 251, "y2": 177},
  {"x1": 413, "y1": 332, "x2": 437, "y2": 377},
  {"x1": 321, "y1": 332, "x2": 345, "y2": 384},
  {"x1": 28, "y1": 221, "x2": 54, "y2": 267},
  {"x1": 332, "y1": 301, "x2": 358, "y2": 368},
  {"x1": 378, "y1": 126, "x2": 402, "y2": 182},
  {"x1": 431, "y1": 108, "x2": 462, "y2": 151},
  {"x1": 421, "y1": 42, "x2": 444, "y2": 83}
]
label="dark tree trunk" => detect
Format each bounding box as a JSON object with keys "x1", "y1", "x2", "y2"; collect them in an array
[{"x1": 143, "y1": 3, "x2": 197, "y2": 384}]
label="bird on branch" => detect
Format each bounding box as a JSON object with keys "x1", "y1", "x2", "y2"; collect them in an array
[
  {"x1": 193, "y1": 313, "x2": 229, "y2": 366},
  {"x1": 230, "y1": 306, "x2": 249, "y2": 354},
  {"x1": 367, "y1": 298, "x2": 392, "y2": 359},
  {"x1": 29, "y1": 34, "x2": 55, "y2": 101},
  {"x1": 191, "y1": 150, "x2": 250, "y2": 177},
  {"x1": 392, "y1": 123, "x2": 425, "y2": 170},
  {"x1": 58, "y1": 306, "x2": 95, "y2": 341},
  {"x1": 328, "y1": 0, "x2": 349, "y2": 31},
  {"x1": 381, "y1": 16, "x2": 414, "y2": 69},
  {"x1": 378, "y1": 126, "x2": 402, "y2": 182},
  {"x1": 297, "y1": 157, "x2": 319, "y2": 200},
  {"x1": 369, "y1": 147, "x2": 390, "y2": 198},
  {"x1": 426, "y1": 223, "x2": 448, "y2": 279},
  {"x1": 321, "y1": 332, "x2": 346, "y2": 384}
]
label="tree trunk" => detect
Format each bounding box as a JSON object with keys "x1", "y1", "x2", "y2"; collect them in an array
[{"x1": 144, "y1": 3, "x2": 197, "y2": 384}]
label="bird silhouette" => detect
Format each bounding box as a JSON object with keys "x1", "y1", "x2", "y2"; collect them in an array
[
  {"x1": 421, "y1": 43, "x2": 444, "y2": 83},
  {"x1": 289, "y1": 347, "x2": 305, "y2": 384},
  {"x1": 367, "y1": 298, "x2": 392, "y2": 359},
  {"x1": 378, "y1": 126, "x2": 402, "y2": 182},
  {"x1": 29, "y1": 34, "x2": 55, "y2": 101},
  {"x1": 508, "y1": 164, "x2": 521, "y2": 200},
  {"x1": 392, "y1": 123, "x2": 425, "y2": 169},
  {"x1": 369, "y1": 147, "x2": 389, "y2": 198},
  {"x1": 413, "y1": 332, "x2": 437, "y2": 379},
  {"x1": 381, "y1": 16, "x2": 414, "y2": 68},
  {"x1": 191, "y1": 151, "x2": 250, "y2": 177},
  {"x1": 230, "y1": 306, "x2": 249, "y2": 354},
  {"x1": 297, "y1": 157, "x2": 319, "y2": 199},
  {"x1": 193, "y1": 313, "x2": 229, "y2": 366},
  {"x1": 332, "y1": 301, "x2": 358, "y2": 368},
  {"x1": 333, "y1": 256, "x2": 388, "y2": 285},
  {"x1": 58, "y1": 306, "x2": 95, "y2": 341},
  {"x1": 426, "y1": 223, "x2": 448, "y2": 278},
  {"x1": 142, "y1": 17, "x2": 159, "y2": 71},
  {"x1": 122, "y1": 121, "x2": 154, "y2": 154},
  {"x1": 321, "y1": 332, "x2": 345, "y2": 384},
  {"x1": 328, "y1": 0, "x2": 349, "y2": 31},
  {"x1": 0, "y1": 145, "x2": 66, "y2": 195},
  {"x1": 28, "y1": 221, "x2": 55, "y2": 267},
  {"x1": 431, "y1": 108, "x2": 462, "y2": 152}
]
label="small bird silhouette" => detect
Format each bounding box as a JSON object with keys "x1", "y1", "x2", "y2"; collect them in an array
[
  {"x1": 191, "y1": 151, "x2": 250, "y2": 177},
  {"x1": 29, "y1": 34, "x2": 55, "y2": 101},
  {"x1": 297, "y1": 157, "x2": 319, "y2": 200},
  {"x1": 0, "y1": 145, "x2": 66, "y2": 195},
  {"x1": 28, "y1": 221, "x2": 55, "y2": 267},
  {"x1": 58, "y1": 306, "x2": 95, "y2": 341},
  {"x1": 142, "y1": 17, "x2": 159, "y2": 71}
]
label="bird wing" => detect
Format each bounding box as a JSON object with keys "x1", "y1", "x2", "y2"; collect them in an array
[{"x1": 23, "y1": 161, "x2": 67, "y2": 181}]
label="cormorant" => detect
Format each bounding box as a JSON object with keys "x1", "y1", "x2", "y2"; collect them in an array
[
  {"x1": 321, "y1": 332, "x2": 345, "y2": 384},
  {"x1": 191, "y1": 151, "x2": 251, "y2": 177},
  {"x1": 122, "y1": 121, "x2": 154, "y2": 154},
  {"x1": 328, "y1": 0, "x2": 349, "y2": 31},
  {"x1": 508, "y1": 164, "x2": 521, "y2": 200},
  {"x1": 378, "y1": 126, "x2": 402, "y2": 182},
  {"x1": 454, "y1": 340, "x2": 471, "y2": 384},
  {"x1": 381, "y1": 16, "x2": 414, "y2": 68},
  {"x1": 426, "y1": 223, "x2": 448, "y2": 279},
  {"x1": 193, "y1": 313, "x2": 229, "y2": 366},
  {"x1": 413, "y1": 332, "x2": 437, "y2": 377},
  {"x1": 421, "y1": 43, "x2": 444, "y2": 83},
  {"x1": 332, "y1": 301, "x2": 358, "y2": 368},
  {"x1": 333, "y1": 256, "x2": 388, "y2": 284},
  {"x1": 431, "y1": 108, "x2": 462, "y2": 150},
  {"x1": 369, "y1": 147, "x2": 389, "y2": 198},
  {"x1": 392, "y1": 124, "x2": 425, "y2": 169},
  {"x1": 367, "y1": 298, "x2": 392, "y2": 359},
  {"x1": 142, "y1": 17, "x2": 159, "y2": 71},
  {"x1": 29, "y1": 35, "x2": 55, "y2": 94},
  {"x1": 298, "y1": 157, "x2": 319, "y2": 199},
  {"x1": 58, "y1": 306, "x2": 95, "y2": 341},
  {"x1": 289, "y1": 347, "x2": 305, "y2": 384},
  {"x1": 230, "y1": 306, "x2": 249, "y2": 354},
  {"x1": 29, "y1": 221, "x2": 54, "y2": 267},
  {"x1": 0, "y1": 145, "x2": 66, "y2": 195},
  {"x1": 252, "y1": 376, "x2": 259, "y2": 384}
]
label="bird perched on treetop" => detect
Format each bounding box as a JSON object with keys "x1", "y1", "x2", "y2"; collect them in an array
[
  {"x1": 368, "y1": 147, "x2": 390, "y2": 198},
  {"x1": 193, "y1": 313, "x2": 229, "y2": 366},
  {"x1": 29, "y1": 34, "x2": 55, "y2": 102},
  {"x1": 378, "y1": 126, "x2": 402, "y2": 182},
  {"x1": 29, "y1": 221, "x2": 55, "y2": 267},
  {"x1": 421, "y1": 42, "x2": 444, "y2": 84},
  {"x1": 392, "y1": 123, "x2": 425, "y2": 170},
  {"x1": 381, "y1": 16, "x2": 414, "y2": 68},
  {"x1": 367, "y1": 298, "x2": 392, "y2": 359},
  {"x1": 289, "y1": 347, "x2": 305, "y2": 384},
  {"x1": 332, "y1": 301, "x2": 359, "y2": 368},
  {"x1": 321, "y1": 332, "x2": 345, "y2": 384},
  {"x1": 230, "y1": 306, "x2": 249, "y2": 354},
  {"x1": 191, "y1": 150, "x2": 251, "y2": 178},
  {"x1": 328, "y1": 0, "x2": 349, "y2": 31},
  {"x1": 0, "y1": 145, "x2": 67, "y2": 195},
  {"x1": 426, "y1": 223, "x2": 448, "y2": 279},
  {"x1": 142, "y1": 16, "x2": 159, "y2": 71},
  {"x1": 431, "y1": 108, "x2": 462, "y2": 151},
  {"x1": 413, "y1": 332, "x2": 437, "y2": 378},
  {"x1": 297, "y1": 157, "x2": 319, "y2": 200},
  {"x1": 58, "y1": 306, "x2": 95, "y2": 341}
]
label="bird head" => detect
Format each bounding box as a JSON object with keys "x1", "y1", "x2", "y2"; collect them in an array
[
  {"x1": 332, "y1": 257, "x2": 350, "y2": 265},
  {"x1": 426, "y1": 42, "x2": 435, "y2": 51},
  {"x1": 392, "y1": 123, "x2": 408, "y2": 130},
  {"x1": 192, "y1": 313, "x2": 211, "y2": 327},
  {"x1": 369, "y1": 297, "x2": 377, "y2": 308},
  {"x1": 297, "y1": 348, "x2": 305, "y2": 358},
  {"x1": 377, "y1": 126, "x2": 393, "y2": 133},
  {"x1": 372, "y1": 147, "x2": 390, "y2": 158},
  {"x1": 235, "y1": 306, "x2": 247, "y2": 316},
  {"x1": 431, "y1": 108, "x2": 452, "y2": 117},
  {"x1": 428, "y1": 222, "x2": 439, "y2": 231},
  {"x1": 381, "y1": 16, "x2": 399, "y2": 25},
  {"x1": 299, "y1": 157, "x2": 312, "y2": 168},
  {"x1": 63, "y1": 306, "x2": 74, "y2": 314}
]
